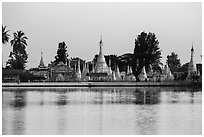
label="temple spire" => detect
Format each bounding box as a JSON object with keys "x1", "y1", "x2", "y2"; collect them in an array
[
  {"x1": 100, "y1": 35, "x2": 103, "y2": 45},
  {"x1": 38, "y1": 52, "x2": 46, "y2": 68}
]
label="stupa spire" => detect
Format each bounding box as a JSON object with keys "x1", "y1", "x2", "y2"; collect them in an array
[
  {"x1": 99, "y1": 35, "x2": 103, "y2": 55},
  {"x1": 38, "y1": 52, "x2": 46, "y2": 68}
]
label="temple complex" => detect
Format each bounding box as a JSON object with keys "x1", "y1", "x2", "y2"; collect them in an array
[{"x1": 24, "y1": 39, "x2": 201, "y2": 83}]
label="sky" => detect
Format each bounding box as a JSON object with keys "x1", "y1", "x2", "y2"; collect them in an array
[{"x1": 2, "y1": 2, "x2": 202, "y2": 69}]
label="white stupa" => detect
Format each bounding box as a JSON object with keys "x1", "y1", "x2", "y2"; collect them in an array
[
  {"x1": 94, "y1": 36, "x2": 111, "y2": 74},
  {"x1": 162, "y1": 62, "x2": 174, "y2": 81},
  {"x1": 187, "y1": 45, "x2": 197, "y2": 78},
  {"x1": 81, "y1": 62, "x2": 90, "y2": 81},
  {"x1": 115, "y1": 65, "x2": 121, "y2": 80},
  {"x1": 112, "y1": 71, "x2": 116, "y2": 81},
  {"x1": 139, "y1": 66, "x2": 148, "y2": 81},
  {"x1": 76, "y1": 59, "x2": 81, "y2": 80}
]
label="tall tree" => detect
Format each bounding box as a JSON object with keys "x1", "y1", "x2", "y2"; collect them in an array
[
  {"x1": 2, "y1": 25, "x2": 10, "y2": 44},
  {"x1": 6, "y1": 31, "x2": 28, "y2": 69},
  {"x1": 117, "y1": 53, "x2": 134, "y2": 72},
  {"x1": 133, "y1": 31, "x2": 162, "y2": 81},
  {"x1": 54, "y1": 41, "x2": 68, "y2": 64},
  {"x1": 166, "y1": 52, "x2": 181, "y2": 73}
]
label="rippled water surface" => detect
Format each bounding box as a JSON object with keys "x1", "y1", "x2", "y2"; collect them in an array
[{"x1": 2, "y1": 87, "x2": 202, "y2": 135}]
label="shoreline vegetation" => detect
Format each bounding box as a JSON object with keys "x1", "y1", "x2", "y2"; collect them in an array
[{"x1": 2, "y1": 81, "x2": 201, "y2": 88}]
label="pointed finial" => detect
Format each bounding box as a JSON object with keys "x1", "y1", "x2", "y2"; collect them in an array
[
  {"x1": 100, "y1": 35, "x2": 103, "y2": 45},
  {"x1": 191, "y1": 42, "x2": 194, "y2": 51}
]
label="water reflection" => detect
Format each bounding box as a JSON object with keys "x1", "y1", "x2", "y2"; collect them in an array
[
  {"x1": 7, "y1": 89, "x2": 27, "y2": 135},
  {"x1": 56, "y1": 89, "x2": 68, "y2": 106},
  {"x1": 135, "y1": 105, "x2": 159, "y2": 134},
  {"x1": 12, "y1": 107, "x2": 25, "y2": 135},
  {"x1": 134, "y1": 88, "x2": 161, "y2": 105},
  {"x1": 10, "y1": 89, "x2": 27, "y2": 108},
  {"x1": 2, "y1": 87, "x2": 202, "y2": 135}
]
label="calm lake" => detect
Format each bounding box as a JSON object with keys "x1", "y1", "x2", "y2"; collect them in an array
[{"x1": 2, "y1": 86, "x2": 202, "y2": 135}]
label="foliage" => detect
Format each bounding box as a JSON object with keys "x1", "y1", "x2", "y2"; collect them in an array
[
  {"x1": 133, "y1": 31, "x2": 162, "y2": 81},
  {"x1": 54, "y1": 41, "x2": 68, "y2": 64},
  {"x1": 167, "y1": 52, "x2": 181, "y2": 73},
  {"x1": 6, "y1": 31, "x2": 28, "y2": 69},
  {"x1": 178, "y1": 63, "x2": 189, "y2": 72},
  {"x1": 2, "y1": 25, "x2": 10, "y2": 44},
  {"x1": 117, "y1": 53, "x2": 134, "y2": 72},
  {"x1": 105, "y1": 55, "x2": 118, "y2": 70},
  {"x1": 70, "y1": 57, "x2": 84, "y2": 71}
]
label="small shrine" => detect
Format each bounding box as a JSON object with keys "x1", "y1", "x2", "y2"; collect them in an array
[{"x1": 49, "y1": 61, "x2": 76, "y2": 82}]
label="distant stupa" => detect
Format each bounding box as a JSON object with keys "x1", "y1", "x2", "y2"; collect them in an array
[
  {"x1": 76, "y1": 59, "x2": 81, "y2": 80},
  {"x1": 94, "y1": 36, "x2": 111, "y2": 74},
  {"x1": 115, "y1": 65, "x2": 121, "y2": 80},
  {"x1": 139, "y1": 66, "x2": 148, "y2": 81},
  {"x1": 188, "y1": 44, "x2": 197, "y2": 78},
  {"x1": 162, "y1": 62, "x2": 174, "y2": 81},
  {"x1": 163, "y1": 63, "x2": 173, "y2": 76},
  {"x1": 38, "y1": 52, "x2": 47, "y2": 69},
  {"x1": 81, "y1": 62, "x2": 90, "y2": 81}
]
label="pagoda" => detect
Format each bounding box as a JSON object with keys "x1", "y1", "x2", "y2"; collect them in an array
[
  {"x1": 38, "y1": 52, "x2": 47, "y2": 70},
  {"x1": 94, "y1": 36, "x2": 111, "y2": 74},
  {"x1": 29, "y1": 52, "x2": 49, "y2": 81},
  {"x1": 87, "y1": 36, "x2": 111, "y2": 81},
  {"x1": 187, "y1": 45, "x2": 197, "y2": 78}
]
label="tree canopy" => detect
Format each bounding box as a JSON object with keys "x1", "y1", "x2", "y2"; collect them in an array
[
  {"x1": 6, "y1": 31, "x2": 28, "y2": 69},
  {"x1": 167, "y1": 52, "x2": 181, "y2": 73},
  {"x1": 54, "y1": 41, "x2": 68, "y2": 64},
  {"x1": 2, "y1": 25, "x2": 10, "y2": 44},
  {"x1": 133, "y1": 31, "x2": 162, "y2": 81}
]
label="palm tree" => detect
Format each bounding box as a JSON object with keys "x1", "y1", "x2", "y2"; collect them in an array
[
  {"x1": 10, "y1": 31, "x2": 28, "y2": 53},
  {"x1": 2, "y1": 25, "x2": 10, "y2": 44},
  {"x1": 133, "y1": 31, "x2": 162, "y2": 81},
  {"x1": 6, "y1": 31, "x2": 28, "y2": 69}
]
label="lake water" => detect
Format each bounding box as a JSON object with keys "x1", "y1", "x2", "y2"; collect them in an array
[{"x1": 2, "y1": 87, "x2": 202, "y2": 135}]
